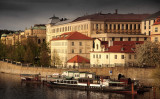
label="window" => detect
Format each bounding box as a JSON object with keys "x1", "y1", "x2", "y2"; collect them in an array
[
  {"x1": 154, "y1": 37, "x2": 158, "y2": 42},
  {"x1": 126, "y1": 24, "x2": 128, "y2": 30},
  {"x1": 136, "y1": 37, "x2": 139, "y2": 41},
  {"x1": 112, "y1": 37, "x2": 115, "y2": 41},
  {"x1": 106, "y1": 55, "x2": 108, "y2": 59},
  {"x1": 110, "y1": 24, "x2": 112, "y2": 30},
  {"x1": 99, "y1": 55, "x2": 101, "y2": 59},
  {"x1": 120, "y1": 37, "x2": 123, "y2": 41},
  {"x1": 130, "y1": 24, "x2": 132, "y2": 30},
  {"x1": 96, "y1": 44, "x2": 98, "y2": 50},
  {"x1": 79, "y1": 49, "x2": 82, "y2": 53},
  {"x1": 106, "y1": 24, "x2": 108, "y2": 30},
  {"x1": 43, "y1": 39, "x2": 45, "y2": 42},
  {"x1": 134, "y1": 24, "x2": 136, "y2": 30},
  {"x1": 79, "y1": 42, "x2": 82, "y2": 46},
  {"x1": 72, "y1": 42, "x2": 74, "y2": 46},
  {"x1": 155, "y1": 27, "x2": 158, "y2": 32},
  {"x1": 93, "y1": 54, "x2": 95, "y2": 58},
  {"x1": 118, "y1": 24, "x2": 120, "y2": 30},
  {"x1": 128, "y1": 37, "x2": 131, "y2": 41},
  {"x1": 122, "y1": 24, "x2": 124, "y2": 30},
  {"x1": 121, "y1": 55, "x2": 124, "y2": 59},
  {"x1": 144, "y1": 37, "x2": 147, "y2": 41},
  {"x1": 149, "y1": 31, "x2": 151, "y2": 36},
  {"x1": 129, "y1": 55, "x2": 131, "y2": 59},
  {"x1": 96, "y1": 54, "x2": 98, "y2": 58},
  {"x1": 134, "y1": 55, "x2": 137, "y2": 59},
  {"x1": 72, "y1": 49, "x2": 74, "y2": 53},
  {"x1": 114, "y1": 24, "x2": 116, "y2": 29},
  {"x1": 38, "y1": 39, "x2": 41, "y2": 44},
  {"x1": 115, "y1": 55, "x2": 117, "y2": 59},
  {"x1": 138, "y1": 24, "x2": 140, "y2": 29},
  {"x1": 96, "y1": 24, "x2": 98, "y2": 30}
]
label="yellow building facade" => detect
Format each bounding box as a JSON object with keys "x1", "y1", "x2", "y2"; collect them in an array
[
  {"x1": 151, "y1": 16, "x2": 160, "y2": 42},
  {"x1": 46, "y1": 12, "x2": 150, "y2": 45},
  {"x1": 141, "y1": 11, "x2": 160, "y2": 36},
  {"x1": 1, "y1": 24, "x2": 46, "y2": 45}
]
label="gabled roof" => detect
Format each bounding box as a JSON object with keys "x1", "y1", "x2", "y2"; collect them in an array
[
  {"x1": 73, "y1": 13, "x2": 150, "y2": 22},
  {"x1": 153, "y1": 16, "x2": 160, "y2": 25},
  {"x1": 51, "y1": 32, "x2": 92, "y2": 40},
  {"x1": 67, "y1": 55, "x2": 90, "y2": 63}
]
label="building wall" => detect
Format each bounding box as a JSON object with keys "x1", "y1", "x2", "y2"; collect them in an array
[
  {"x1": 151, "y1": 24, "x2": 160, "y2": 42},
  {"x1": 141, "y1": 19, "x2": 156, "y2": 35},
  {"x1": 90, "y1": 52, "x2": 136, "y2": 67},
  {"x1": 46, "y1": 19, "x2": 144, "y2": 44},
  {"x1": 51, "y1": 39, "x2": 93, "y2": 67}
]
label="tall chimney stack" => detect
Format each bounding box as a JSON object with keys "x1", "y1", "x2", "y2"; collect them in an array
[{"x1": 115, "y1": 9, "x2": 118, "y2": 14}]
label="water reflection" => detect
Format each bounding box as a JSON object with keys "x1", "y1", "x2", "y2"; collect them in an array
[{"x1": 0, "y1": 73, "x2": 159, "y2": 99}]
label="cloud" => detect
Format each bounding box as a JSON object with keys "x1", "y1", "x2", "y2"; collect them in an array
[{"x1": 0, "y1": 0, "x2": 159, "y2": 30}]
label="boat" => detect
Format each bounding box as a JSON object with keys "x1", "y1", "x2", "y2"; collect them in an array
[
  {"x1": 45, "y1": 78, "x2": 138, "y2": 94},
  {"x1": 20, "y1": 74, "x2": 41, "y2": 81}
]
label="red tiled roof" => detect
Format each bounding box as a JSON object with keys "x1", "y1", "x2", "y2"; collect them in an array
[
  {"x1": 98, "y1": 41, "x2": 144, "y2": 53},
  {"x1": 101, "y1": 41, "x2": 144, "y2": 47},
  {"x1": 104, "y1": 45, "x2": 135, "y2": 53},
  {"x1": 153, "y1": 16, "x2": 160, "y2": 25},
  {"x1": 73, "y1": 13, "x2": 150, "y2": 22},
  {"x1": 51, "y1": 31, "x2": 92, "y2": 40},
  {"x1": 67, "y1": 55, "x2": 90, "y2": 63}
]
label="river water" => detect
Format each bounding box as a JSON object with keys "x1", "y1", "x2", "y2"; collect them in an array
[{"x1": 0, "y1": 73, "x2": 159, "y2": 99}]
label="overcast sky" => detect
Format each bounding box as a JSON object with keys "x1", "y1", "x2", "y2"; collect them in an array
[{"x1": 0, "y1": 0, "x2": 159, "y2": 30}]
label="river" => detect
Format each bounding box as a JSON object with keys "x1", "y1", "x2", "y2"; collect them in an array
[{"x1": 0, "y1": 73, "x2": 159, "y2": 99}]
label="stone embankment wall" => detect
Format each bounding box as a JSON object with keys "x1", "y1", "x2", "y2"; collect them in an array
[{"x1": 0, "y1": 61, "x2": 155, "y2": 86}]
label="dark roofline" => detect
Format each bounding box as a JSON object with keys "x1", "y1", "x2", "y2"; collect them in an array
[{"x1": 143, "y1": 11, "x2": 160, "y2": 21}]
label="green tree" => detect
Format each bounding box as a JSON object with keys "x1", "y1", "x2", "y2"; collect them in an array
[
  {"x1": 14, "y1": 42, "x2": 25, "y2": 62},
  {"x1": 52, "y1": 49, "x2": 62, "y2": 67},
  {"x1": 0, "y1": 41, "x2": 7, "y2": 59},
  {"x1": 39, "y1": 42, "x2": 50, "y2": 67},
  {"x1": 24, "y1": 47, "x2": 34, "y2": 63},
  {"x1": 135, "y1": 41, "x2": 160, "y2": 67}
]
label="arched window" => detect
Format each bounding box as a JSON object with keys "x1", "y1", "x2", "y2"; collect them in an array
[{"x1": 96, "y1": 44, "x2": 98, "y2": 50}]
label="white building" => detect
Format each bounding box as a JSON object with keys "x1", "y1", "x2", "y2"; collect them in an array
[
  {"x1": 90, "y1": 39, "x2": 144, "y2": 67},
  {"x1": 50, "y1": 31, "x2": 93, "y2": 68}
]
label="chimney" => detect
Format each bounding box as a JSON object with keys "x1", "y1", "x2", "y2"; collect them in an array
[
  {"x1": 115, "y1": 9, "x2": 118, "y2": 14},
  {"x1": 108, "y1": 40, "x2": 113, "y2": 47}
]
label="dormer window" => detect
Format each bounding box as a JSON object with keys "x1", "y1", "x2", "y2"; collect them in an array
[
  {"x1": 96, "y1": 44, "x2": 98, "y2": 50},
  {"x1": 121, "y1": 47, "x2": 124, "y2": 51}
]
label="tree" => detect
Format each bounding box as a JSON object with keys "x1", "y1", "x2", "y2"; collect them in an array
[
  {"x1": 39, "y1": 42, "x2": 50, "y2": 67},
  {"x1": 135, "y1": 41, "x2": 160, "y2": 67},
  {"x1": 14, "y1": 42, "x2": 25, "y2": 62},
  {"x1": 24, "y1": 47, "x2": 34, "y2": 63},
  {"x1": 52, "y1": 49, "x2": 62, "y2": 67},
  {"x1": 0, "y1": 40, "x2": 7, "y2": 59}
]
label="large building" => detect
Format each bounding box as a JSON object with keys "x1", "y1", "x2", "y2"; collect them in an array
[
  {"x1": 141, "y1": 11, "x2": 160, "y2": 36},
  {"x1": 46, "y1": 11, "x2": 150, "y2": 45},
  {"x1": 151, "y1": 16, "x2": 160, "y2": 42},
  {"x1": 90, "y1": 39, "x2": 143, "y2": 67},
  {"x1": 50, "y1": 32, "x2": 93, "y2": 68},
  {"x1": 1, "y1": 24, "x2": 46, "y2": 45}
]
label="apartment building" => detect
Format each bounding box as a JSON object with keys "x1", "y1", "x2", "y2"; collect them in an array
[
  {"x1": 90, "y1": 39, "x2": 143, "y2": 67},
  {"x1": 50, "y1": 31, "x2": 92, "y2": 67}
]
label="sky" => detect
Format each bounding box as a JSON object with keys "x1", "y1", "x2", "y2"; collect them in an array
[{"x1": 0, "y1": 0, "x2": 159, "y2": 30}]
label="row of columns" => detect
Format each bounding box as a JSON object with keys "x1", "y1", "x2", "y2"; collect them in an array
[{"x1": 93, "y1": 23, "x2": 140, "y2": 30}]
